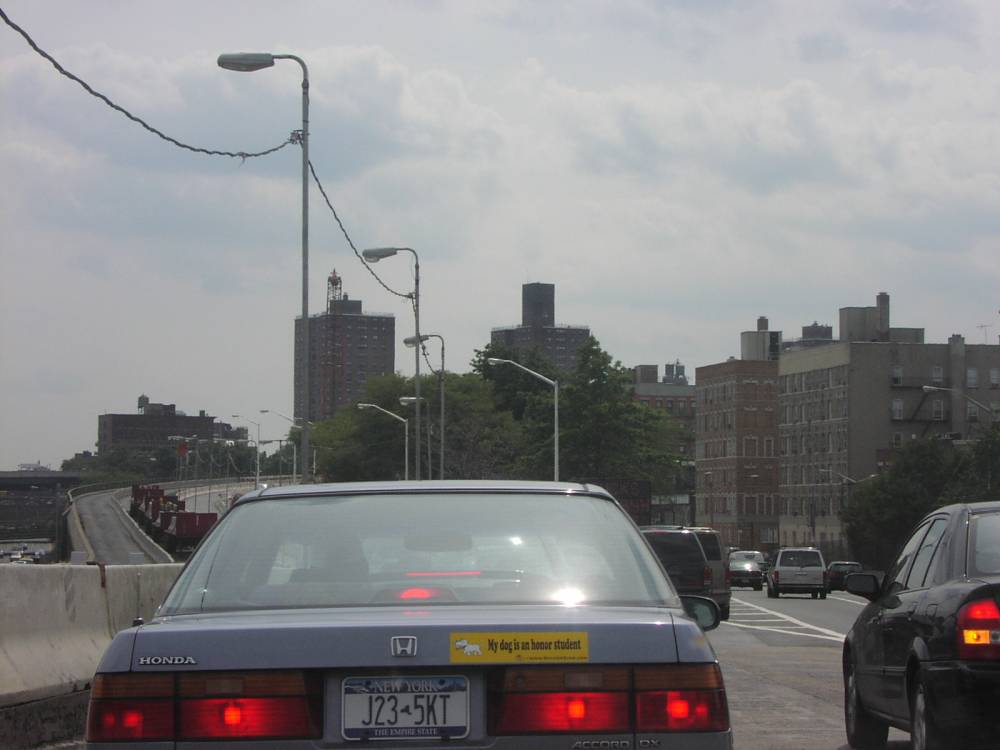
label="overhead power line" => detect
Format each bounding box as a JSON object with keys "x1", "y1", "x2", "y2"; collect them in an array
[
  {"x1": 1, "y1": 7, "x2": 293, "y2": 160},
  {"x1": 308, "y1": 159, "x2": 411, "y2": 301}
]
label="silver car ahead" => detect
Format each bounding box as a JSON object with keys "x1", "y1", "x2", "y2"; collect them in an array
[{"x1": 86, "y1": 481, "x2": 731, "y2": 749}]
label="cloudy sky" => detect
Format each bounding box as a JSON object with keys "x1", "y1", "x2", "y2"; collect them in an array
[{"x1": 2, "y1": 0, "x2": 999, "y2": 470}]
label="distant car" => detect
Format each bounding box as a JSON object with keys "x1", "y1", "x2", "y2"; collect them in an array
[
  {"x1": 86, "y1": 481, "x2": 732, "y2": 747},
  {"x1": 642, "y1": 526, "x2": 731, "y2": 619},
  {"x1": 730, "y1": 549, "x2": 769, "y2": 573},
  {"x1": 767, "y1": 547, "x2": 827, "y2": 599},
  {"x1": 826, "y1": 561, "x2": 863, "y2": 592},
  {"x1": 843, "y1": 501, "x2": 1000, "y2": 750},
  {"x1": 728, "y1": 557, "x2": 763, "y2": 590}
]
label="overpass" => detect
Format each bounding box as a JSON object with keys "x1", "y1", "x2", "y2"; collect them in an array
[{"x1": 0, "y1": 477, "x2": 276, "y2": 749}]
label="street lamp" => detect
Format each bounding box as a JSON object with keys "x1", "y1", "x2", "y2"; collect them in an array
[
  {"x1": 218, "y1": 51, "x2": 311, "y2": 483},
  {"x1": 399, "y1": 396, "x2": 431, "y2": 478},
  {"x1": 260, "y1": 409, "x2": 310, "y2": 482},
  {"x1": 363, "y1": 246, "x2": 421, "y2": 478},
  {"x1": 357, "y1": 403, "x2": 408, "y2": 480},
  {"x1": 487, "y1": 357, "x2": 559, "y2": 481},
  {"x1": 406, "y1": 333, "x2": 446, "y2": 479},
  {"x1": 232, "y1": 415, "x2": 261, "y2": 488},
  {"x1": 922, "y1": 385, "x2": 995, "y2": 426}
]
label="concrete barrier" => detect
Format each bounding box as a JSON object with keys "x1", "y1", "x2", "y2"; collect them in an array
[{"x1": 0, "y1": 563, "x2": 182, "y2": 749}]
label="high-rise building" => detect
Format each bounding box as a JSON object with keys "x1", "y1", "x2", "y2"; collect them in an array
[
  {"x1": 294, "y1": 271, "x2": 395, "y2": 422},
  {"x1": 695, "y1": 355, "x2": 781, "y2": 552},
  {"x1": 490, "y1": 283, "x2": 591, "y2": 373},
  {"x1": 778, "y1": 333, "x2": 1000, "y2": 553}
]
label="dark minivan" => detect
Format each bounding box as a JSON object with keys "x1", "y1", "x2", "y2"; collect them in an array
[{"x1": 642, "y1": 526, "x2": 731, "y2": 620}]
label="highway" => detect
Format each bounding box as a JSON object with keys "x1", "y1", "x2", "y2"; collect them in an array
[{"x1": 714, "y1": 587, "x2": 910, "y2": 749}]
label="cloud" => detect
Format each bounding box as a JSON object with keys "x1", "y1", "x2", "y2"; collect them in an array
[
  {"x1": 798, "y1": 31, "x2": 849, "y2": 63},
  {"x1": 848, "y1": 0, "x2": 980, "y2": 40}
]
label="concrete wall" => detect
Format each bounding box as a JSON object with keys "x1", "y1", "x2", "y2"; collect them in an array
[{"x1": 0, "y1": 563, "x2": 182, "y2": 749}]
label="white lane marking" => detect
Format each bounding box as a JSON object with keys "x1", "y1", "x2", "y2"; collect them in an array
[
  {"x1": 723, "y1": 621, "x2": 845, "y2": 643},
  {"x1": 828, "y1": 595, "x2": 866, "y2": 606},
  {"x1": 728, "y1": 597, "x2": 847, "y2": 640}
]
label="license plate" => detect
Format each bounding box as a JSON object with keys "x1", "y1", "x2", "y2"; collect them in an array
[{"x1": 342, "y1": 676, "x2": 469, "y2": 740}]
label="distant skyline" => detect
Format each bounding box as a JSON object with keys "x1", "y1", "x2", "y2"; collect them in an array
[{"x1": 2, "y1": 1, "x2": 998, "y2": 469}]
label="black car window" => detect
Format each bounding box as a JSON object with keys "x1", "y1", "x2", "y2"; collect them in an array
[
  {"x1": 970, "y1": 511, "x2": 1000, "y2": 577},
  {"x1": 905, "y1": 518, "x2": 947, "y2": 590},
  {"x1": 694, "y1": 532, "x2": 722, "y2": 560},
  {"x1": 644, "y1": 533, "x2": 705, "y2": 565},
  {"x1": 886, "y1": 521, "x2": 931, "y2": 591}
]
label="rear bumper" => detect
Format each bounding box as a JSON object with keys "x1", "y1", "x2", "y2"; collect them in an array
[
  {"x1": 730, "y1": 573, "x2": 762, "y2": 587},
  {"x1": 924, "y1": 660, "x2": 1000, "y2": 739}
]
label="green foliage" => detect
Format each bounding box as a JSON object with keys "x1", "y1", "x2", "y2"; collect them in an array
[{"x1": 843, "y1": 428, "x2": 1000, "y2": 569}]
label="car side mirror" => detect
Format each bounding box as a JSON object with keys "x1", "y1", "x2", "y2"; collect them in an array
[
  {"x1": 680, "y1": 595, "x2": 721, "y2": 631},
  {"x1": 845, "y1": 572, "x2": 881, "y2": 601}
]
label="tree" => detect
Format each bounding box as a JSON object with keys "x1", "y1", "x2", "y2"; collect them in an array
[{"x1": 842, "y1": 438, "x2": 956, "y2": 570}]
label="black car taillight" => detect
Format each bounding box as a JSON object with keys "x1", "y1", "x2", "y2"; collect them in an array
[
  {"x1": 492, "y1": 664, "x2": 728, "y2": 735},
  {"x1": 958, "y1": 599, "x2": 1000, "y2": 660},
  {"x1": 86, "y1": 671, "x2": 322, "y2": 743}
]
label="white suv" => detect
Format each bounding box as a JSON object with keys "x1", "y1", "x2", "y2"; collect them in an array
[{"x1": 766, "y1": 547, "x2": 827, "y2": 599}]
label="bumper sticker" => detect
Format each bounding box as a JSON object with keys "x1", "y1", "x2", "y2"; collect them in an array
[{"x1": 449, "y1": 631, "x2": 589, "y2": 663}]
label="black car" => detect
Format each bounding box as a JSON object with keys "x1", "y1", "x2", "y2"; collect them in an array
[
  {"x1": 827, "y1": 560, "x2": 863, "y2": 592},
  {"x1": 842, "y1": 501, "x2": 1000, "y2": 750},
  {"x1": 728, "y1": 557, "x2": 763, "y2": 591}
]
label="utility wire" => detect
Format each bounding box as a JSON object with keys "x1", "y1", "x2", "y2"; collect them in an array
[
  {"x1": 308, "y1": 159, "x2": 411, "y2": 301},
  {"x1": 1, "y1": 7, "x2": 293, "y2": 160}
]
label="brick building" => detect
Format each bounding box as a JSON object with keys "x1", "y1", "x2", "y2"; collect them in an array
[
  {"x1": 97, "y1": 395, "x2": 244, "y2": 454},
  {"x1": 294, "y1": 271, "x2": 395, "y2": 422}
]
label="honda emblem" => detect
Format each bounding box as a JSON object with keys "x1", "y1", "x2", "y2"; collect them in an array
[{"x1": 390, "y1": 636, "x2": 418, "y2": 657}]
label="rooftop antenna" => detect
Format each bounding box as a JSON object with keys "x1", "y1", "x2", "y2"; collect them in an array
[{"x1": 977, "y1": 324, "x2": 992, "y2": 344}]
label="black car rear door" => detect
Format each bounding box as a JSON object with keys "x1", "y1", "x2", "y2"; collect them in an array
[{"x1": 880, "y1": 516, "x2": 949, "y2": 718}]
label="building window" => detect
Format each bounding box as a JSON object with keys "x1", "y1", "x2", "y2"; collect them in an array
[
  {"x1": 892, "y1": 432, "x2": 903, "y2": 448},
  {"x1": 892, "y1": 399, "x2": 904, "y2": 420},
  {"x1": 991, "y1": 368, "x2": 999, "y2": 389},
  {"x1": 968, "y1": 368, "x2": 979, "y2": 388},
  {"x1": 744, "y1": 437, "x2": 758, "y2": 457},
  {"x1": 932, "y1": 399, "x2": 944, "y2": 421},
  {"x1": 967, "y1": 402, "x2": 979, "y2": 422},
  {"x1": 891, "y1": 366, "x2": 903, "y2": 385},
  {"x1": 932, "y1": 365, "x2": 943, "y2": 385}
]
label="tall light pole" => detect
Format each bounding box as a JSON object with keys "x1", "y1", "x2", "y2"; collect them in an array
[
  {"x1": 488, "y1": 357, "x2": 559, "y2": 481},
  {"x1": 232, "y1": 415, "x2": 261, "y2": 488},
  {"x1": 363, "y1": 246, "x2": 421, "y2": 478},
  {"x1": 399, "y1": 397, "x2": 430, "y2": 478},
  {"x1": 358, "y1": 403, "x2": 408, "y2": 480},
  {"x1": 407, "y1": 333, "x2": 446, "y2": 478},
  {"x1": 260, "y1": 409, "x2": 308, "y2": 482},
  {"x1": 218, "y1": 51, "x2": 311, "y2": 483}
]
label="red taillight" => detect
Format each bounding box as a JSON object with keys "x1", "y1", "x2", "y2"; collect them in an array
[
  {"x1": 87, "y1": 699, "x2": 174, "y2": 741},
  {"x1": 772, "y1": 570, "x2": 779, "y2": 585},
  {"x1": 181, "y1": 697, "x2": 316, "y2": 739},
  {"x1": 636, "y1": 690, "x2": 729, "y2": 732},
  {"x1": 495, "y1": 692, "x2": 630, "y2": 733},
  {"x1": 86, "y1": 671, "x2": 321, "y2": 742},
  {"x1": 493, "y1": 664, "x2": 728, "y2": 735},
  {"x1": 703, "y1": 565, "x2": 713, "y2": 589},
  {"x1": 724, "y1": 568, "x2": 732, "y2": 586},
  {"x1": 958, "y1": 598, "x2": 1000, "y2": 660}
]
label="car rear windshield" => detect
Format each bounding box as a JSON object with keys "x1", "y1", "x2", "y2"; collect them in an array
[
  {"x1": 779, "y1": 550, "x2": 823, "y2": 568},
  {"x1": 970, "y1": 511, "x2": 1000, "y2": 577},
  {"x1": 160, "y1": 492, "x2": 678, "y2": 614},
  {"x1": 728, "y1": 558, "x2": 759, "y2": 571},
  {"x1": 643, "y1": 532, "x2": 705, "y2": 566},
  {"x1": 693, "y1": 532, "x2": 722, "y2": 560}
]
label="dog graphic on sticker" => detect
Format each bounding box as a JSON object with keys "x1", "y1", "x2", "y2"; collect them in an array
[{"x1": 453, "y1": 638, "x2": 482, "y2": 656}]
